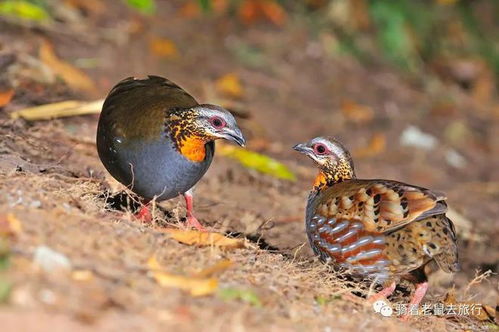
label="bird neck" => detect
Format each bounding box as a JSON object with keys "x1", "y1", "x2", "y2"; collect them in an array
[
  {"x1": 165, "y1": 108, "x2": 210, "y2": 162},
  {"x1": 178, "y1": 136, "x2": 209, "y2": 162},
  {"x1": 313, "y1": 159, "x2": 355, "y2": 191}
]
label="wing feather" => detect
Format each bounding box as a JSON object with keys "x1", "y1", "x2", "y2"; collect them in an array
[{"x1": 309, "y1": 179, "x2": 447, "y2": 234}]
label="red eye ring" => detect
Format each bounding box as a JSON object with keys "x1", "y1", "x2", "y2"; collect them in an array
[
  {"x1": 209, "y1": 116, "x2": 226, "y2": 129},
  {"x1": 313, "y1": 143, "x2": 328, "y2": 155}
]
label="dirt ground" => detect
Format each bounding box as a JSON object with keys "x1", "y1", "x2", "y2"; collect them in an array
[{"x1": 0, "y1": 1, "x2": 498, "y2": 331}]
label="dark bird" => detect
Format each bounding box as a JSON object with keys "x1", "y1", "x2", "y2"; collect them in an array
[
  {"x1": 293, "y1": 136, "x2": 459, "y2": 317},
  {"x1": 97, "y1": 76, "x2": 245, "y2": 231}
]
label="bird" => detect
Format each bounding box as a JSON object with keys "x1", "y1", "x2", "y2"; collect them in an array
[
  {"x1": 293, "y1": 136, "x2": 459, "y2": 318},
  {"x1": 97, "y1": 75, "x2": 245, "y2": 231}
]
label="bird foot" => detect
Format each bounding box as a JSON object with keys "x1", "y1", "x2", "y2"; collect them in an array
[
  {"x1": 400, "y1": 282, "x2": 429, "y2": 321},
  {"x1": 135, "y1": 205, "x2": 152, "y2": 223},
  {"x1": 367, "y1": 281, "x2": 396, "y2": 303},
  {"x1": 186, "y1": 215, "x2": 207, "y2": 232}
]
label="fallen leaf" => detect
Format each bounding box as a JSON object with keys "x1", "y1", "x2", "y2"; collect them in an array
[
  {"x1": 353, "y1": 133, "x2": 386, "y2": 158},
  {"x1": 259, "y1": 0, "x2": 286, "y2": 26},
  {"x1": 218, "y1": 287, "x2": 262, "y2": 307},
  {"x1": 39, "y1": 41, "x2": 96, "y2": 94},
  {"x1": 0, "y1": 89, "x2": 14, "y2": 108},
  {"x1": 72, "y1": 270, "x2": 94, "y2": 281},
  {"x1": 10, "y1": 99, "x2": 103, "y2": 121},
  {"x1": 162, "y1": 229, "x2": 246, "y2": 249},
  {"x1": 179, "y1": 1, "x2": 200, "y2": 17},
  {"x1": 216, "y1": 73, "x2": 244, "y2": 98},
  {"x1": 219, "y1": 144, "x2": 296, "y2": 181},
  {"x1": 341, "y1": 99, "x2": 374, "y2": 124},
  {"x1": 238, "y1": 0, "x2": 286, "y2": 26},
  {"x1": 238, "y1": 0, "x2": 259, "y2": 25},
  {"x1": 0, "y1": 214, "x2": 23, "y2": 237},
  {"x1": 149, "y1": 37, "x2": 179, "y2": 58},
  {"x1": 147, "y1": 256, "x2": 218, "y2": 296},
  {"x1": 194, "y1": 259, "x2": 233, "y2": 278},
  {"x1": 444, "y1": 291, "x2": 496, "y2": 322}
]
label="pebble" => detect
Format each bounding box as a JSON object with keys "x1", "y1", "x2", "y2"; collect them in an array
[
  {"x1": 33, "y1": 246, "x2": 72, "y2": 273},
  {"x1": 400, "y1": 125, "x2": 437, "y2": 150}
]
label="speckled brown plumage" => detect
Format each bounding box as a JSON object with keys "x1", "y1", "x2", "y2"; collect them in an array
[{"x1": 294, "y1": 136, "x2": 459, "y2": 315}]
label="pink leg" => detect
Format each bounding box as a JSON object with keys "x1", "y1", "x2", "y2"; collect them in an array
[
  {"x1": 367, "y1": 281, "x2": 396, "y2": 303},
  {"x1": 401, "y1": 282, "x2": 429, "y2": 321},
  {"x1": 183, "y1": 190, "x2": 206, "y2": 232},
  {"x1": 135, "y1": 204, "x2": 152, "y2": 223}
]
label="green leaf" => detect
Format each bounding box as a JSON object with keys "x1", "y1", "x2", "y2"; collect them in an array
[
  {"x1": 315, "y1": 294, "x2": 341, "y2": 306},
  {"x1": 0, "y1": 277, "x2": 11, "y2": 303},
  {"x1": 219, "y1": 145, "x2": 296, "y2": 181},
  {"x1": 218, "y1": 287, "x2": 262, "y2": 307},
  {"x1": 0, "y1": 0, "x2": 49, "y2": 22},
  {"x1": 124, "y1": 0, "x2": 155, "y2": 14},
  {"x1": 369, "y1": 1, "x2": 417, "y2": 70},
  {"x1": 197, "y1": 0, "x2": 211, "y2": 13},
  {"x1": 0, "y1": 239, "x2": 9, "y2": 271}
]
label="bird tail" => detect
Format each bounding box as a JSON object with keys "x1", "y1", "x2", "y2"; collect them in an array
[{"x1": 431, "y1": 216, "x2": 460, "y2": 273}]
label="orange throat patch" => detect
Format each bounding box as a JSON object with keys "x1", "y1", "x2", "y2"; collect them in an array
[
  {"x1": 178, "y1": 136, "x2": 207, "y2": 162},
  {"x1": 313, "y1": 171, "x2": 328, "y2": 190}
]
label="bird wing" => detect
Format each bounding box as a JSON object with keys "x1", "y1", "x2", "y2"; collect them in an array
[
  {"x1": 310, "y1": 179, "x2": 447, "y2": 234},
  {"x1": 105, "y1": 75, "x2": 198, "y2": 110},
  {"x1": 101, "y1": 76, "x2": 199, "y2": 141}
]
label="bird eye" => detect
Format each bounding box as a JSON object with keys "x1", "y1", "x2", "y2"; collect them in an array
[
  {"x1": 209, "y1": 116, "x2": 226, "y2": 129},
  {"x1": 313, "y1": 143, "x2": 328, "y2": 155}
]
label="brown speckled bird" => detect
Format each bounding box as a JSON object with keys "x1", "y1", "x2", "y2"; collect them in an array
[
  {"x1": 293, "y1": 136, "x2": 459, "y2": 314},
  {"x1": 97, "y1": 76, "x2": 245, "y2": 231}
]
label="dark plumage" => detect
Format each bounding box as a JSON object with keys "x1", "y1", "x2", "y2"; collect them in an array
[
  {"x1": 294, "y1": 136, "x2": 459, "y2": 318},
  {"x1": 97, "y1": 76, "x2": 245, "y2": 230}
]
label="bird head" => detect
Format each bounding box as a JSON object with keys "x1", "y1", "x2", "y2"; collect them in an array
[
  {"x1": 293, "y1": 136, "x2": 355, "y2": 187},
  {"x1": 190, "y1": 104, "x2": 246, "y2": 146},
  {"x1": 165, "y1": 104, "x2": 245, "y2": 162}
]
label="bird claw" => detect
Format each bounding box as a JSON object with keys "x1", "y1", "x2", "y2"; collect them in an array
[
  {"x1": 186, "y1": 215, "x2": 207, "y2": 232},
  {"x1": 367, "y1": 281, "x2": 396, "y2": 303},
  {"x1": 136, "y1": 205, "x2": 152, "y2": 223},
  {"x1": 399, "y1": 314, "x2": 411, "y2": 322}
]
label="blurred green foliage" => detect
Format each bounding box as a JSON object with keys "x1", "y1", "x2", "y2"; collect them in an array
[
  {"x1": 0, "y1": 0, "x2": 49, "y2": 21},
  {"x1": 124, "y1": 0, "x2": 156, "y2": 14},
  {"x1": 369, "y1": 1, "x2": 422, "y2": 70},
  {"x1": 0, "y1": 277, "x2": 11, "y2": 304},
  {"x1": 193, "y1": 0, "x2": 498, "y2": 81},
  {"x1": 0, "y1": 239, "x2": 9, "y2": 271},
  {"x1": 197, "y1": 0, "x2": 212, "y2": 12},
  {"x1": 218, "y1": 287, "x2": 262, "y2": 307},
  {"x1": 315, "y1": 0, "x2": 499, "y2": 78},
  {"x1": 1, "y1": 0, "x2": 496, "y2": 83}
]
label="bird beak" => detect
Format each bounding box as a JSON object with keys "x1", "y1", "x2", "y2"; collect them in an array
[
  {"x1": 224, "y1": 127, "x2": 246, "y2": 147},
  {"x1": 292, "y1": 143, "x2": 312, "y2": 155}
]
